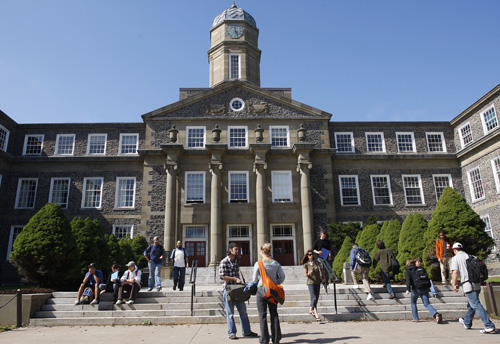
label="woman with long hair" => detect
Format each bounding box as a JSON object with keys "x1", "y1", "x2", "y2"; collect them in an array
[{"x1": 301, "y1": 249, "x2": 325, "y2": 321}]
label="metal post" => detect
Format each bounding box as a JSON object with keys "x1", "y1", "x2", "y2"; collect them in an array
[
  {"x1": 16, "y1": 289, "x2": 22, "y2": 327},
  {"x1": 333, "y1": 281, "x2": 338, "y2": 314}
]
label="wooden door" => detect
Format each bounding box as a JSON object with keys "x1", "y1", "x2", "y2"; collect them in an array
[
  {"x1": 185, "y1": 241, "x2": 206, "y2": 267},
  {"x1": 272, "y1": 240, "x2": 294, "y2": 266}
]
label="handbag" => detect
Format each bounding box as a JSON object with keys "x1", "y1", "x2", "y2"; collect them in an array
[
  {"x1": 258, "y1": 260, "x2": 285, "y2": 305},
  {"x1": 226, "y1": 271, "x2": 250, "y2": 303},
  {"x1": 390, "y1": 250, "x2": 400, "y2": 274}
]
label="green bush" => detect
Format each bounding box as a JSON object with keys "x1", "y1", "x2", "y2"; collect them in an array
[
  {"x1": 395, "y1": 213, "x2": 428, "y2": 281},
  {"x1": 328, "y1": 221, "x2": 362, "y2": 257},
  {"x1": 119, "y1": 238, "x2": 136, "y2": 265},
  {"x1": 130, "y1": 235, "x2": 149, "y2": 269},
  {"x1": 332, "y1": 236, "x2": 354, "y2": 281},
  {"x1": 369, "y1": 219, "x2": 400, "y2": 281},
  {"x1": 357, "y1": 223, "x2": 380, "y2": 253},
  {"x1": 9, "y1": 203, "x2": 81, "y2": 288},
  {"x1": 71, "y1": 217, "x2": 110, "y2": 276},
  {"x1": 106, "y1": 234, "x2": 125, "y2": 266}
]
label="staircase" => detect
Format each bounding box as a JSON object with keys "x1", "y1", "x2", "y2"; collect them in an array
[{"x1": 29, "y1": 266, "x2": 470, "y2": 326}]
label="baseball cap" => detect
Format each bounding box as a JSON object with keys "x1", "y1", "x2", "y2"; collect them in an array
[
  {"x1": 452, "y1": 242, "x2": 463, "y2": 249},
  {"x1": 126, "y1": 261, "x2": 136, "y2": 267},
  {"x1": 88, "y1": 263, "x2": 96, "y2": 268}
]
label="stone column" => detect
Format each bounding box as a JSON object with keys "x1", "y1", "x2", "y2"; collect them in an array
[
  {"x1": 209, "y1": 162, "x2": 222, "y2": 266},
  {"x1": 164, "y1": 163, "x2": 178, "y2": 254},
  {"x1": 298, "y1": 162, "x2": 314, "y2": 253},
  {"x1": 254, "y1": 162, "x2": 268, "y2": 251}
]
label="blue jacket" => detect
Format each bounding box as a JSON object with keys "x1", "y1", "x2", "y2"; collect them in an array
[
  {"x1": 144, "y1": 244, "x2": 165, "y2": 264},
  {"x1": 349, "y1": 248, "x2": 359, "y2": 270}
]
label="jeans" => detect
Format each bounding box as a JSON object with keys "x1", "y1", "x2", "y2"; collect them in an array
[
  {"x1": 463, "y1": 289, "x2": 496, "y2": 329},
  {"x1": 381, "y1": 271, "x2": 394, "y2": 296},
  {"x1": 223, "y1": 289, "x2": 252, "y2": 337},
  {"x1": 308, "y1": 283, "x2": 321, "y2": 309},
  {"x1": 430, "y1": 280, "x2": 437, "y2": 295},
  {"x1": 148, "y1": 261, "x2": 162, "y2": 289},
  {"x1": 256, "y1": 288, "x2": 281, "y2": 344},
  {"x1": 173, "y1": 266, "x2": 186, "y2": 290},
  {"x1": 410, "y1": 289, "x2": 437, "y2": 320}
]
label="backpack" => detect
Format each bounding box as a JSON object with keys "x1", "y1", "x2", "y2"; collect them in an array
[
  {"x1": 80, "y1": 287, "x2": 93, "y2": 304},
  {"x1": 409, "y1": 267, "x2": 431, "y2": 289},
  {"x1": 465, "y1": 255, "x2": 488, "y2": 284},
  {"x1": 390, "y1": 250, "x2": 400, "y2": 274},
  {"x1": 258, "y1": 260, "x2": 285, "y2": 305},
  {"x1": 356, "y1": 248, "x2": 372, "y2": 267}
]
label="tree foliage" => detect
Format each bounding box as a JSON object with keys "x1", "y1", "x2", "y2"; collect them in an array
[
  {"x1": 357, "y1": 224, "x2": 380, "y2": 253},
  {"x1": 369, "y1": 220, "x2": 401, "y2": 281},
  {"x1": 331, "y1": 236, "x2": 354, "y2": 281},
  {"x1": 395, "y1": 213, "x2": 428, "y2": 281},
  {"x1": 119, "y1": 238, "x2": 136, "y2": 265},
  {"x1": 328, "y1": 221, "x2": 362, "y2": 257},
  {"x1": 71, "y1": 217, "x2": 110, "y2": 276},
  {"x1": 130, "y1": 235, "x2": 148, "y2": 269},
  {"x1": 106, "y1": 234, "x2": 124, "y2": 266}
]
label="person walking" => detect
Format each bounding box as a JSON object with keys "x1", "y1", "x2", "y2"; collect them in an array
[
  {"x1": 170, "y1": 240, "x2": 188, "y2": 291},
  {"x1": 349, "y1": 243, "x2": 374, "y2": 301},
  {"x1": 451, "y1": 242, "x2": 496, "y2": 334},
  {"x1": 373, "y1": 240, "x2": 396, "y2": 299},
  {"x1": 144, "y1": 236, "x2": 165, "y2": 291},
  {"x1": 405, "y1": 258, "x2": 442, "y2": 323},
  {"x1": 312, "y1": 230, "x2": 340, "y2": 286},
  {"x1": 301, "y1": 249, "x2": 325, "y2": 321},
  {"x1": 252, "y1": 243, "x2": 286, "y2": 344},
  {"x1": 116, "y1": 261, "x2": 142, "y2": 305},
  {"x1": 219, "y1": 242, "x2": 258, "y2": 340},
  {"x1": 436, "y1": 230, "x2": 454, "y2": 285}
]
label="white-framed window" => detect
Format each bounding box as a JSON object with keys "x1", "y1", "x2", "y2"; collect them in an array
[
  {"x1": 185, "y1": 225, "x2": 207, "y2": 239},
  {"x1": 425, "y1": 132, "x2": 446, "y2": 153},
  {"x1": 115, "y1": 177, "x2": 136, "y2": 208},
  {"x1": 270, "y1": 126, "x2": 289, "y2": 148},
  {"x1": 458, "y1": 122, "x2": 473, "y2": 149},
  {"x1": 335, "y1": 132, "x2": 355, "y2": 153},
  {"x1": 396, "y1": 132, "x2": 416, "y2": 153},
  {"x1": 271, "y1": 171, "x2": 293, "y2": 203},
  {"x1": 228, "y1": 225, "x2": 250, "y2": 238},
  {"x1": 228, "y1": 126, "x2": 248, "y2": 148},
  {"x1": 55, "y1": 134, "x2": 75, "y2": 155},
  {"x1": 365, "y1": 132, "x2": 386, "y2": 153},
  {"x1": 6, "y1": 225, "x2": 24, "y2": 261},
  {"x1": 82, "y1": 177, "x2": 103, "y2": 208},
  {"x1": 481, "y1": 215, "x2": 494, "y2": 239},
  {"x1": 467, "y1": 167, "x2": 485, "y2": 202},
  {"x1": 339, "y1": 175, "x2": 360, "y2": 206},
  {"x1": 23, "y1": 134, "x2": 44, "y2": 156},
  {"x1": 433, "y1": 174, "x2": 453, "y2": 202},
  {"x1": 119, "y1": 133, "x2": 139, "y2": 154},
  {"x1": 480, "y1": 105, "x2": 498, "y2": 134},
  {"x1": 491, "y1": 157, "x2": 500, "y2": 193},
  {"x1": 185, "y1": 172, "x2": 205, "y2": 204},
  {"x1": 229, "y1": 53, "x2": 241, "y2": 79},
  {"x1": 229, "y1": 171, "x2": 249, "y2": 203},
  {"x1": 271, "y1": 224, "x2": 294, "y2": 237},
  {"x1": 87, "y1": 134, "x2": 107, "y2": 155},
  {"x1": 15, "y1": 178, "x2": 38, "y2": 209},
  {"x1": 229, "y1": 98, "x2": 245, "y2": 112},
  {"x1": 370, "y1": 175, "x2": 393, "y2": 206},
  {"x1": 342, "y1": 221, "x2": 363, "y2": 227},
  {"x1": 402, "y1": 175, "x2": 425, "y2": 205},
  {"x1": 112, "y1": 224, "x2": 134, "y2": 239},
  {"x1": 49, "y1": 178, "x2": 71, "y2": 209},
  {"x1": 186, "y1": 126, "x2": 206, "y2": 149},
  {"x1": 0, "y1": 124, "x2": 10, "y2": 152}
]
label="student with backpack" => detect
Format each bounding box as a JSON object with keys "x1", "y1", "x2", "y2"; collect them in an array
[
  {"x1": 75, "y1": 263, "x2": 103, "y2": 305},
  {"x1": 372, "y1": 240, "x2": 396, "y2": 299},
  {"x1": 349, "y1": 243, "x2": 374, "y2": 301},
  {"x1": 170, "y1": 240, "x2": 189, "y2": 291},
  {"x1": 451, "y1": 242, "x2": 495, "y2": 334},
  {"x1": 405, "y1": 258, "x2": 442, "y2": 323}
]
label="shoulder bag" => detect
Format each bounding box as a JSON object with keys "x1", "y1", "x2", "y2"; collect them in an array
[{"x1": 258, "y1": 260, "x2": 285, "y2": 305}]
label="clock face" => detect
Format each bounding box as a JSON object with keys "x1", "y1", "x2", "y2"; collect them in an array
[{"x1": 226, "y1": 24, "x2": 243, "y2": 39}]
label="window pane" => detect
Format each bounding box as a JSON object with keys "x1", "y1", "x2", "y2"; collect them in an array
[
  {"x1": 460, "y1": 124, "x2": 473, "y2": 147},
  {"x1": 116, "y1": 178, "x2": 135, "y2": 208},
  {"x1": 229, "y1": 226, "x2": 250, "y2": 238},
  {"x1": 83, "y1": 178, "x2": 103, "y2": 208},
  {"x1": 468, "y1": 169, "x2": 484, "y2": 201},
  {"x1": 229, "y1": 127, "x2": 247, "y2": 148},
  {"x1": 88, "y1": 134, "x2": 106, "y2": 154},
  {"x1": 186, "y1": 173, "x2": 204, "y2": 203},
  {"x1": 433, "y1": 175, "x2": 451, "y2": 202},
  {"x1": 427, "y1": 133, "x2": 445, "y2": 152},
  {"x1": 230, "y1": 54, "x2": 240, "y2": 78},
  {"x1": 24, "y1": 135, "x2": 43, "y2": 155},
  {"x1": 230, "y1": 172, "x2": 248, "y2": 202},
  {"x1": 50, "y1": 178, "x2": 70, "y2": 208},
  {"x1": 483, "y1": 107, "x2": 498, "y2": 132},
  {"x1": 335, "y1": 133, "x2": 354, "y2": 152},
  {"x1": 371, "y1": 176, "x2": 391, "y2": 205},
  {"x1": 120, "y1": 134, "x2": 138, "y2": 154},
  {"x1": 271, "y1": 127, "x2": 288, "y2": 147},
  {"x1": 16, "y1": 179, "x2": 37, "y2": 208},
  {"x1": 187, "y1": 128, "x2": 205, "y2": 148},
  {"x1": 366, "y1": 134, "x2": 384, "y2": 152},
  {"x1": 56, "y1": 135, "x2": 74, "y2": 155},
  {"x1": 272, "y1": 172, "x2": 292, "y2": 202},
  {"x1": 397, "y1": 133, "x2": 414, "y2": 152},
  {"x1": 0, "y1": 125, "x2": 9, "y2": 151},
  {"x1": 185, "y1": 226, "x2": 206, "y2": 238},
  {"x1": 403, "y1": 176, "x2": 423, "y2": 204},
  {"x1": 114, "y1": 225, "x2": 132, "y2": 239},
  {"x1": 272, "y1": 225, "x2": 293, "y2": 237},
  {"x1": 340, "y1": 176, "x2": 359, "y2": 205}
]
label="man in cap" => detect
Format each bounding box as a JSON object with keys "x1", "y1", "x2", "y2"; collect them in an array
[
  {"x1": 75, "y1": 263, "x2": 103, "y2": 305},
  {"x1": 116, "y1": 261, "x2": 142, "y2": 305}
]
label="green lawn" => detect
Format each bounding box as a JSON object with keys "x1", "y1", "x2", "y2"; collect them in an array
[{"x1": 486, "y1": 277, "x2": 500, "y2": 283}]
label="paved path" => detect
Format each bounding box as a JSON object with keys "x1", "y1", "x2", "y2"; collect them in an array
[{"x1": 2, "y1": 319, "x2": 499, "y2": 344}]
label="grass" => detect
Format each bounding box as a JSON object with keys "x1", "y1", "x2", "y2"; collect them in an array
[
  {"x1": 486, "y1": 277, "x2": 500, "y2": 283},
  {"x1": 0, "y1": 325, "x2": 16, "y2": 333}
]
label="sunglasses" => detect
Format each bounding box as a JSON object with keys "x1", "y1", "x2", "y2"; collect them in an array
[{"x1": 307, "y1": 253, "x2": 313, "y2": 256}]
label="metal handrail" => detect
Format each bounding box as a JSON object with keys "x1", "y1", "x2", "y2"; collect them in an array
[
  {"x1": 189, "y1": 259, "x2": 198, "y2": 316},
  {"x1": 213, "y1": 255, "x2": 218, "y2": 284},
  {"x1": 319, "y1": 258, "x2": 338, "y2": 314}
]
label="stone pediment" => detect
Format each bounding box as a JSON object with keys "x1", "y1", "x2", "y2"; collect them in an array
[{"x1": 142, "y1": 81, "x2": 331, "y2": 121}]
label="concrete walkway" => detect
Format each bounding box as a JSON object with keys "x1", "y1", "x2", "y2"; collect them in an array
[{"x1": 2, "y1": 319, "x2": 499, "y2": 344}]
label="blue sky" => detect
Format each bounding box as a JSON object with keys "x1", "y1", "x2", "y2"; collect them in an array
[{"x1": 1, "y1": 0, "x2": 499, "y2": 124}]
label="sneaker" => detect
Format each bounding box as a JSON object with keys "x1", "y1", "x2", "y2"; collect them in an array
[
  {"x1": 115, "y1": 300, "x2": 122, "y2": 305},
  {"x1": 366, "y1": 293, "x2": 374, "y2": 301},
  {"x1": 90, "y1": 299, "x2": 99, "y2": 305},
  {"x1": 459, "y1": 318, "x2": 470, "y2": 330},
  {"x1": 74, "y1": 299, "x2": 80, "y2": 305},
  {"x1": 480, "y1": 328, "x2": 495, "y2": 334},
  {"x1": 243, "y1": 332, "x2": 258, "y2": 337},
  {"x1": 435, "y1": 313, "x2": 442, "y2": 324},
  {"x1": 229, "y1": 334, "x2": 238, "y2": 340},
  {"x1": 157, "y1": 287, "x2": 162, "y2": 291},
  {"x1": 147, "y1": 288, "x2": 152, "y2": 291},
  {"x1": 126, "y1": 300, "x2": 135, "y2": 304},
  {"x1": 352, "y1": 284, "x2": 359, "y2": 289},
  {"x1": 412, "y1": 320, "x2": 419, "y2": 322},
  {"x1": 173, "y1": 285, "x2": 176, "y2": 290},
  {"x1": 389, "y1": 294, "x2": 395, "y2": 299},
  {"x1": 432, "y1": 294, "x2": 438, "y2": 298}
]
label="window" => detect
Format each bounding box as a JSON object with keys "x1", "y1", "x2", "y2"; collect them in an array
[
  {"x1": 87, "y1": 134, "x2": 107, "y2": 155},
  {"x1": 15, "y1": 178, "x2": 38, "y2": 209},
  {"x1": 115, "y1": 177, "x2": 136, "y2": 208},
  {"x1": 467, "y1": 168, "x2": 485, "y2": 202},
  {"x1": 433, "y1": 174, "x2": 453, "y2": 202},
  {"x1": 229, "y1": 171, "x2": 249, "y2": 203},
  {"x1": 396, "y1": 132, "x2": 416, "y2": 153},
  {"x1": 49, "y1": 178, "x2": 71, "y2": 208},
  {"x1": 229, "y1": 98, "x2": 245, "y2": 112},
  {"x1": 82, "y1": 177, "x2": 103, "y2": 208},
  {"x1": 339, "y1": 175, "x2": 360, "y2": 206},
  {"x1": 402, "y1": 175, "x2": 424, "y2": 205},
  {"x1": 481, "y1": 215, "x2": 494, "y2": 239},
  {"x1": 270, "y1": 126, "x2": 289, "y2": 147},
  {"x1": 112, "y1": 225, "x2": 133, "y2": 239},
  {"x1": 55, "y1": 134, "x2": 75, "y2": 155},
  {"x1": 229, "y1": 53, "x2": 240, "y2": 79},
  {"x1": 272, "y1": 225, "x2": 293, "y2": 237},
  {"x1": 186, "y1": 126, "x2": 206, "y2": 149},
  {"x1": 365, "y1": 132, "x2": 386, "y2": 153},
  {"x1": 426, "y1": 132, "x2": 446, "y2": 153},
  {"x1": 228, "y1": 126, "x2": 248, "y2": 148},
  {"x1": 0, "y1": 124, "x2": 9, "y2": 152},
  {"x1": 271, "y1": 171, "x2": 293, "y2": 203},
  {"x1": 119, "y1": 134, "x2": 139, "y2": 154},
  {"x1": 23, "y1": 135, "x2": 44, "y2": 156},
  {"x1": 335, "y1": 132, "x2": 354, "y2": 153},
  {"x1": 6, "y1": 225, "x2": 24, "y2": 261},
  {"x1": 185, "y1": 226, "x2": 206, "y2": 239},
  {"x1": 370, "y1": 175, "x2": 393, "y2": 205},
  {"x1": 228, "y1": 225, "x2": 250, "y2": 238},
  {"x1": 458, "y1": 122, "x2": 473, "y2": 148},
  {"x1": 481, "y1": 105, "x2": 498, "y2": 134},
  {"x1": 491, "y1": 157, "x2": 500, "y2": 193},
  {"x1": 185, "y1": 172, "x2": 205, "y2": 204}
]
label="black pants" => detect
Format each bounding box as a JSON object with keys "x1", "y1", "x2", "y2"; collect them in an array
[
  {"x1": 256, "y1": 288, "x2": 281, "y2": 344},
  {"x1": 308, "y1": 283, "x2": 321, "y2": 309}
]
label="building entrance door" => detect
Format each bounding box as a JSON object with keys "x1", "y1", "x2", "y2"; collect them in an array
[
  {"x1": 185, "y1": 241, "x2": 206, "y2": 267},
  {"x1": 230, "y1": 240, "x2": 251, "y2": 266},
  {"x1": 272, "y1": 240, "x2": 294, "y2": 266}
]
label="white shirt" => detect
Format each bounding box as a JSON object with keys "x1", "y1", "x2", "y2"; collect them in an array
[
  {"x1": 451, "y1": 250, "x2": 480, "y2": 293},
  {"x1": 120, "y1": 268, "x2": 142, "y2": 286}
]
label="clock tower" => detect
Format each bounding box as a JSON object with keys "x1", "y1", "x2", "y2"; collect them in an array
[{"x1": 208, "y1": 3, "x2": 261, "y2": 88}]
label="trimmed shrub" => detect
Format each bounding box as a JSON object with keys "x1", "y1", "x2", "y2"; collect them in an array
[
  {"x1": 119, "y1": 238, "x2": 136, "y2": 265},
  {"x1": 71, "y1": 217, "x2": 101, "y2": 275},
  {"x1": 369, "y1": 219, "x2": 401, "y2": 281},
  {"x1": 357, "y1": 224, "x2": 380, "y2": 253},
  {"x1": 328, "y1": 221, "x2": 362, "y2": 257},
  {"x1": 130, "y1": 235, "x2": 149, "y2": 269},
  {"x1": 106, "y1": 234, "x2": 125, "y2": 266},
  {"x1": 395, "y1": 213, "x2": 428, "y2": 281},
  {"x1": 332, "y1": 236, "x2": 354, "y2": 281}
]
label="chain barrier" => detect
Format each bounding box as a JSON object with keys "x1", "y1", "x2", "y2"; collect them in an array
[{"x1": 0, "y1": 293, "x2": 18, "y2": 310}]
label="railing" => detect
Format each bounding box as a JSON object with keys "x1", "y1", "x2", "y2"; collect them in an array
[
  {"x1": 213, "y1": 255, "x2": 218, "y2": 284},
  {"x1": 189, "y1": 259, "x2": 199, "y2": 316},
  {"x1": 318, "y1": 258, "x2": 338, "y2": 314}
]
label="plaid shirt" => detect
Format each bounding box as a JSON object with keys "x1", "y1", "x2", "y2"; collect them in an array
[{"x1": 219, "y1": 255, "x2": 239, "y2": 289}]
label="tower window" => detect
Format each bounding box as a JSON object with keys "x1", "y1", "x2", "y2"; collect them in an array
[{"x1": 229, "y1": 54, "x2": 240, "y2": 79}]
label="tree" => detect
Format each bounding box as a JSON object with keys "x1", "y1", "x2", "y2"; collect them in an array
[
  {"x1": 328, "y1": 221, "x2": 362, "y2": 257},
  {"x1": 423, "y1": 187, "x2": 494, "y2": 277},
  {"x1": 357, "y1": 224, "x2": 380, "y2": 253},
  {"x1": 395, "y1": 213, "x2": 428, "y2": 281},
  {"x1": 130, "y1": 235, "x2": 149, "y2": 269},
  {"x1": 369, "y1": 219, "x2": 400, "y2": 281},
  {"x1": 119, "y1": 238, "x2": 136, "y2": 265},
  {"x1": 71, "y1": 217, "x2": 101, "y2": 275},
  {"x1": 106, "y1": 234, "x2": 124, "y2": 266},
  {"x1": 9, "y1": 203, "x2": 81, "y2": 288},
  {"x1": 331, "y1": 236, "x2": 354, "y2": 281}
]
